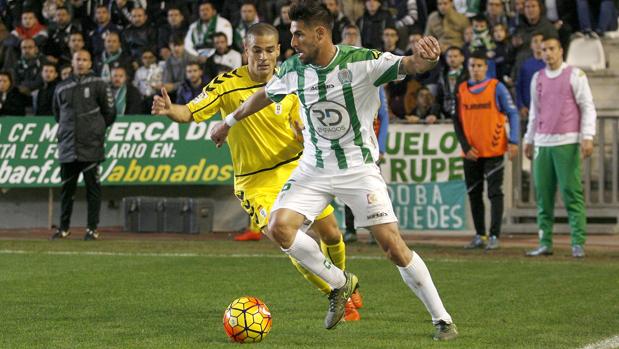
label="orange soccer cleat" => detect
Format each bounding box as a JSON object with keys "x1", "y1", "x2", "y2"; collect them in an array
[
  {"x1": 350, "y1": 288, "x2": 363, "y2": 309},
  {"x1": 234, "y1": 230, "x2": 262, "y2": 241},
  {"x1": 344, "y1": 298, "x2": 361, "y2": 321}
]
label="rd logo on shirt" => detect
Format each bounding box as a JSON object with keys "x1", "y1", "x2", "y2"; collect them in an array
[{"x1": 308, "y1": 100, "x2": 351, "y2": 140}]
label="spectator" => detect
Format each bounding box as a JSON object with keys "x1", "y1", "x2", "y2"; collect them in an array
[
  {"x1": 34, "y1": 63, "x2": 59, "y2": 116},
  {"x1": 425, "y1": 0, "x2": 469, "y2": 51},
  {"x1": 233, "y1": 2, "x2": 260, "y2": 51},
  {"x1": 437, "y1": 46, "x2": 468, "y2": 119},
  {"x1": 42, "y1": 0, "x2": 67, "y2": 23},
  {"x1": 340, "y1": 23, "x2": 362, "y2": 46},
  {"x1": 110, "y1": 0, "x2": 135, "y2": 28},
  {"x1": 176, "y1": 62, "x2": 204, "y2": 105},
  {"x1": 453, "y1": 50, "x2": 519, "y2": 251},
  {"x1": 394, "y1": 0, "x2": 428, "y2": 40},
  {"x1": 515, "y1": 31, "x2": 544, "y2": 121},
  {"x1": 59, "y1": 31, "x2": 87, "y2": 66},
  {"x1": 323, "y1": 0, "x2": 351, "y2": 44},
  {"x1": 492, "y1": 23, "x2": 515, "y2": 85},
  {"x1": 576, "y1": 0, "x2": 618, "y2": 37},
  {"x1": 470, "y1": 14, "x2": 496, "y2": 54},
  {"x1": 94, "y1": 31, "x2": 133, "y2": 82},
  {"x1": 453, "y1": 0, "x2": 482, "y2": 17},
  {"x1": 512, "y1": 0, "x2": 557, "y2": 55},
  {"x1": 274, "y1": 2, "x2": 294, "y2": 61},
  {"x1": 485, "y1": 0, "x2": 516, "y2": 31},
  {"x1": 146, "y1": 0, "x2": 191, "y2": 27},
  {"x1": 70, "y1": 0, "x2": 99, "y2": 32},
  {"x1": 407, "y1": 86, "x2": 443, "y2": 124},
  {"x1": 524, "y1": 36, "x2": 596, "y2": 258},
  {"x1": 184, "y1": 2, "x2": 233, "y2": 57},
  {"x1": 13, "y1": 38, "x2": 46, "y2": 95},
  {"x1": 163, "y1": 35, "x2": 197, "y2": 94},
  {"x1": 51, "y1": 49, "x2": 116, "y2": 241},
  {"x1": 7, "y1": 10, "x2": 48, "y2": 48},
  {"x1": 0, "y1": 21, "x2": 15, "y2": 72},
  {"x1": 158, "y1": 7, "x2": 188, "y2": 53},
  {"x1": 133, "y1": 49, "x2": 163, "y2": 107},
  {"x1": 60, "y1": 64, "x2": 72, "y2": 80},
  {"x1": 111, "y1": 66, "x2": 144, "y2": 115},
  {"x1": 205, "y1": 32, "x2": 243, "y2": 78},
  {"x1": 45, "y1": 6, "x2": 82, "y2": 60},
  {"x1": 357, "y1": 0, "x2": 396, "y2": 50},
  {"x1": 0, "y1": 71, "x2": 29, "y2": 116},
  {"x1": 123, "y1": 6, "x2": 158, "y2": 61},
  {"x1": 382, "y1": 26, "x2": 405, "y2": 55},
  {"x1": 88, "y1": 4, "x2": 121, "y2": 57}
]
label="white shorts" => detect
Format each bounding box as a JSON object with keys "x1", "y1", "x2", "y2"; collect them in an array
[{"x1": 271, "y1": 163, "x2": 398, "y2": 228}]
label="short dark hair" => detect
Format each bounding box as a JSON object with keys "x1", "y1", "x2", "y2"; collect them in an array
[
  {"x1": 56, "y1": 6, "x2": 70, "y2": 14},
  {"x1": 169, "y1": 34, "x2": 185, "y2": 45},
  {"x1": 468, "y1": 50, "x2": 487, "y2": 62},
  {"x1": 0, "y1": 70, "x2": 13, "y2": 85},
  {"x1": 444, "y1": 46, "x2": 464, "y2": 55},
  {"x1": 213, "y1": 32, "x2": 228, "y2": 41},
  {"x1": 186, "y1": 62, "x2": 202, "y2": 70},
  {"x1": 246, "y1": 23, "x2": 279, "y2": 41},
  {"x1": 241, "y1": 1, "x2": 257, "y2": 10},
  {"x1": 471, "y1": 14, "x2": 488, "y2": 24},
  {"x1": 289, "y1": 0, "x2": 333, "y2": 31},
  {"x1": 542, "y1": 33, "x2": 562, "y2": 46},
  {"x1": 42, "y1": 62, "x2": 58, "y2": 70}
]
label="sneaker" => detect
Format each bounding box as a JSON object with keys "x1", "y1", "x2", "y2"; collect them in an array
[
  {"x1": 343, "y1": 298, "x2": 361, "y2": 321},
  {"x1": 51, "y1": 229, "x2": 70, "y2": 240},
  {"x1": 84, "y1": 229, "x2": 100, "y2": 241},
  {"x1": 324, "y1": 271, "x2": 358, "y2": 329},
  {"x1": 350, "y1": 287, "x2": 363, "y2": 309},
  {"x1": 525, "y1": 245, "x2": 553, "y2": 257},
  {"x1": 465, "y1": 235, "x2": 484, "y2": 249},
  {"x1": 433, "y1": 321, "x2": 458, "y2": 341},
  {"x1": 343, "y1": 231, "x2": 357, "y2": 243},
  {"x1": 234, "y1": 230, "x2": 261, "y2": 241},
  {"x1": 485, "y1": 236, "x2": 500, "y2": 250},
  {"x1": 572, "y1": 245, "x2": 585, "y2": 258}
]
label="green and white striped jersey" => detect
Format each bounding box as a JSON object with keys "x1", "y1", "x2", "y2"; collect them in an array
[{"x1": 266, "y1": 45, "x2": 404, "y2": 170}]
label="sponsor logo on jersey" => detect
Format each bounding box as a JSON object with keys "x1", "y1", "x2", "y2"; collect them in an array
[
  {"x1": 366, "y1": 193, "x2": 379, "y2": 204},
  {"x1": 308, "y1": 100, "x2": 351, "y2": 140},
  {"x1": 310, "y1": 84, "x2": 334, "y2": 90},
  {"x1": 337, "y1": 69, "x2": 353, "y2": 84},
  {"x1": 275, "y1": 103, "x2": 282, "y2": 115},
  {"x1": 258, "y1": 205, "x2": 267, "y2": 218},
  {"x1": 367, "y1": 212, "x2": 388, "y2": 220},
  {"x1": 191, "y1": 91, "x2": 208, "y2": 104}
]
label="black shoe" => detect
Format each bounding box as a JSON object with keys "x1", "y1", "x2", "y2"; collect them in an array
[
  {"x1": 51, "y1": 229, "x2": 70, "y2": 240},
  {"x1": 433, "y1": 321, "x2": 458, "y2": 341},
  {"x1": 84, "y1": 229, "x2": 100, "y2": 241}
]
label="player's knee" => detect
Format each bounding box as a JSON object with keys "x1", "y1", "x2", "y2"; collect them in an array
[
  {"x1": 267, "y1": 216, "x2": 296, "y2": 247},
  {"x1": 315, "y1": 217, "x2": 341, "y2": 244}
]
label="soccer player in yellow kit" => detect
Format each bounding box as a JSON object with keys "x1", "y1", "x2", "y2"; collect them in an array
[{"x1": 152, "y1": 23, "x2": 362, "y2": 320}]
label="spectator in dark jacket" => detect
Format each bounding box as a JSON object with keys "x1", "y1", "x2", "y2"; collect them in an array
[
  {"x1": 45, "y1": 6, "x2": 82, "y2": 60},
  {"x1": 110, "y1": 0, "x2": 135, "y2": 29},
  {"x1": 324, "y1": 0, "x2": 352, "y2": 45},
  {"x1": 176, "y1": 62, "x2": 205, "y2": 105},
  {"x1": 157, "y1": 7, "x2": 189, "y2": 53},
  {"x1": 123, "y1": 6, "x2": 158, "y2": 61},
  {"x1": 357, "y1": 0, "x2": 396, "y2": 50},
  {"x1": 94, "y1": 31, "x2": 134, "y2": 82},
  {"x1": 512, "y1": 0, "x2": 557, "y2": 56},
  {"x1": 51, "y1": 49, "x2": 116, "y2": 241},
  {"x1": 35, "y1": 63, "x2": 59, "y2": 116},
  {"x1": 437, "y1": 46, "x2": 468, "y2": 119},
  {"x1": 111, "y1": 66, "x2": 144, "y2": 115},
  {"x1": 13, "y1": 38, "x2": 46, "y2": 95},
  {"x1": 0, "y1": 71, "x2": 29, "y2": 116},
  {"x1": 89, "y1": 5, "x2": 121, "y2": 57}
]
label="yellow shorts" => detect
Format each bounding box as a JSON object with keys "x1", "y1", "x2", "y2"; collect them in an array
[{"x1": 235, "y1": 185, "x2": 334, "y2": 231}]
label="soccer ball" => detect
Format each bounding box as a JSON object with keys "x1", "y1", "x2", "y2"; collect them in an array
[{"x1": 223, "y1": 296, "x2": 272, "y2": 343}]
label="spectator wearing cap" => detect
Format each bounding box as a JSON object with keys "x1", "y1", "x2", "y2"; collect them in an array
[
  {"x1": 34, "y1": 63, "x2": 59, "y2": 116},
  {"x1": 425, "y1": 0, "x2": 469, "y2": 52},
  {"x1": 184, "y1": 1, "x2": 233, "y2": 57},
  {"x1": 89, "y1": 5, "x2": 121, "y2": 57},
  {"x1": 123, "y1": 6, "x2": 158, "y2": 61},
  {"x1": 357, "y1": 0, "x2": 396, "y2": 50},
  {"x1": 0, "y1": 71, "x2": 30, "y2": 116},
  {"x1": 94, "y1": 31, "x2": 133, "y2": 82}
]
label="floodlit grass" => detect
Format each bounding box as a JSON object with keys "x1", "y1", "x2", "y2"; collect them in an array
[{"x1": 0, "y1": 239, "x2": 618, "y2": 348}]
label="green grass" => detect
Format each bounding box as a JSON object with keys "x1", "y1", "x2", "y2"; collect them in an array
[{"x1": 0, "y1": 239, "x2": 618, "y2": 348}]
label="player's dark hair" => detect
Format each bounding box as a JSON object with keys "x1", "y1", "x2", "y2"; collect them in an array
[
  {"x1": 289, "y1": 0, "x2": 333, "y2": 31},
  {"x1": 246, "y1": 23, "x2": 279, "y2": 41},
  {"x1": 468, "y1": 50, "x2": 488, "y2": 62}
]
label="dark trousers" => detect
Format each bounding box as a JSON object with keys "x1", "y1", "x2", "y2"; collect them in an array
[
  {"x1": 463, "y1": 156, "x2": 505, "y2": 237},
  {"x1": 59, "y1": 161, "x2": 101, "y2": 231}
]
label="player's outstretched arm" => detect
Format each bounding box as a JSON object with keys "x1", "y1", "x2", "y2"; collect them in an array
[
  {"x1": 151, "y1": 87, "x2": 193, "y2": 123},
  {"x1": 399, "y1": 36, "x2": 441, "y2": 76},
  {"x1": 210, "y1": 87, "x2": 273, "y2": 147}
]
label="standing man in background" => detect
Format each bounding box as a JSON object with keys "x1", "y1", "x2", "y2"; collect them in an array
[
  {"x1": 51, "y1": 50, "x2": 116, "y2": 241},
  {"x1": 524, "y1": 35, "x2": 596, "y2": 258},
  {"x1": 453, "y1": 50, "x2": 519, "y2": 250}
]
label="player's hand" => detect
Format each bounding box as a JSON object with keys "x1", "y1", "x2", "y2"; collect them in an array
[
  {"x1": 152, "y1": 88, "x2": 172, "y2": 116},
  {"x1": 524, "y1": 143, "x2": 534, "y2": 160},
  {"x1": 210, "y1": 122, "x2": 230, "y2": 148},
  {"x1": 413, "y1": 36, "x2": 441, "y2": 73},
  {"x1": 465, "y1": 147, "x2": 479, "y2": 161},
  {"x1": 581, "y1": 139, "x2": 594, "y2": 158},
  {"x1": 507, "y1": 144, "x2": 519, "y2": 161}
]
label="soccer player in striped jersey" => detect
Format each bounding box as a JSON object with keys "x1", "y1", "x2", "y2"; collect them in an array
[
  {"x1": 210, "y1": 0, "x2": 458, "y2": 339},
  {"x1": 152, "y1": 23, "x2": 363, "y2": 321}
]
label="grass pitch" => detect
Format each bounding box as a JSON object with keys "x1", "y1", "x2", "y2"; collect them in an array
[{"x1": 0, "y1": 239, "x2": 618, "y2": 348}]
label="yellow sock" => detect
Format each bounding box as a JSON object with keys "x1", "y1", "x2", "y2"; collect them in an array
[
  {"x1": 289, "y1": 256, "x2": 331, "y2": 295},
  {"x1": 320, "y1": 235, "x2": 346, "y2": 270}
]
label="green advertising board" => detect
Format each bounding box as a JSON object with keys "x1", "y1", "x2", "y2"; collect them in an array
[{"x1": 0, "y1": 116, "x2": 232, "y2": 187}]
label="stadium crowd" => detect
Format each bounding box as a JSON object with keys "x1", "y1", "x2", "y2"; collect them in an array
[{"x1": 0, "y1": 0, "x2": 617, "y2": 121}]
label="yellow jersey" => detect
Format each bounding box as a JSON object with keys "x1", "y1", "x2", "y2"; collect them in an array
[{"x1": 187, "y1": 65, "x2": 303, "y2": 190}]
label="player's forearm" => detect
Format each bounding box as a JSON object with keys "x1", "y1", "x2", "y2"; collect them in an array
[
  {"x1": 226, "y1": 87, "x2": 272, "y2": 124},
  {"x1": 399, "y1": 55, "x2": 439, "y2": 76},
  {"x1": 167, "y1": 104, "x2": 193, "y2": 123}
]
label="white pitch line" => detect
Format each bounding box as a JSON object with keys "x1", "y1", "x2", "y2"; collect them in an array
[{"x1": 580, "y1": 336, "x2": 619, "y2": 349}]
